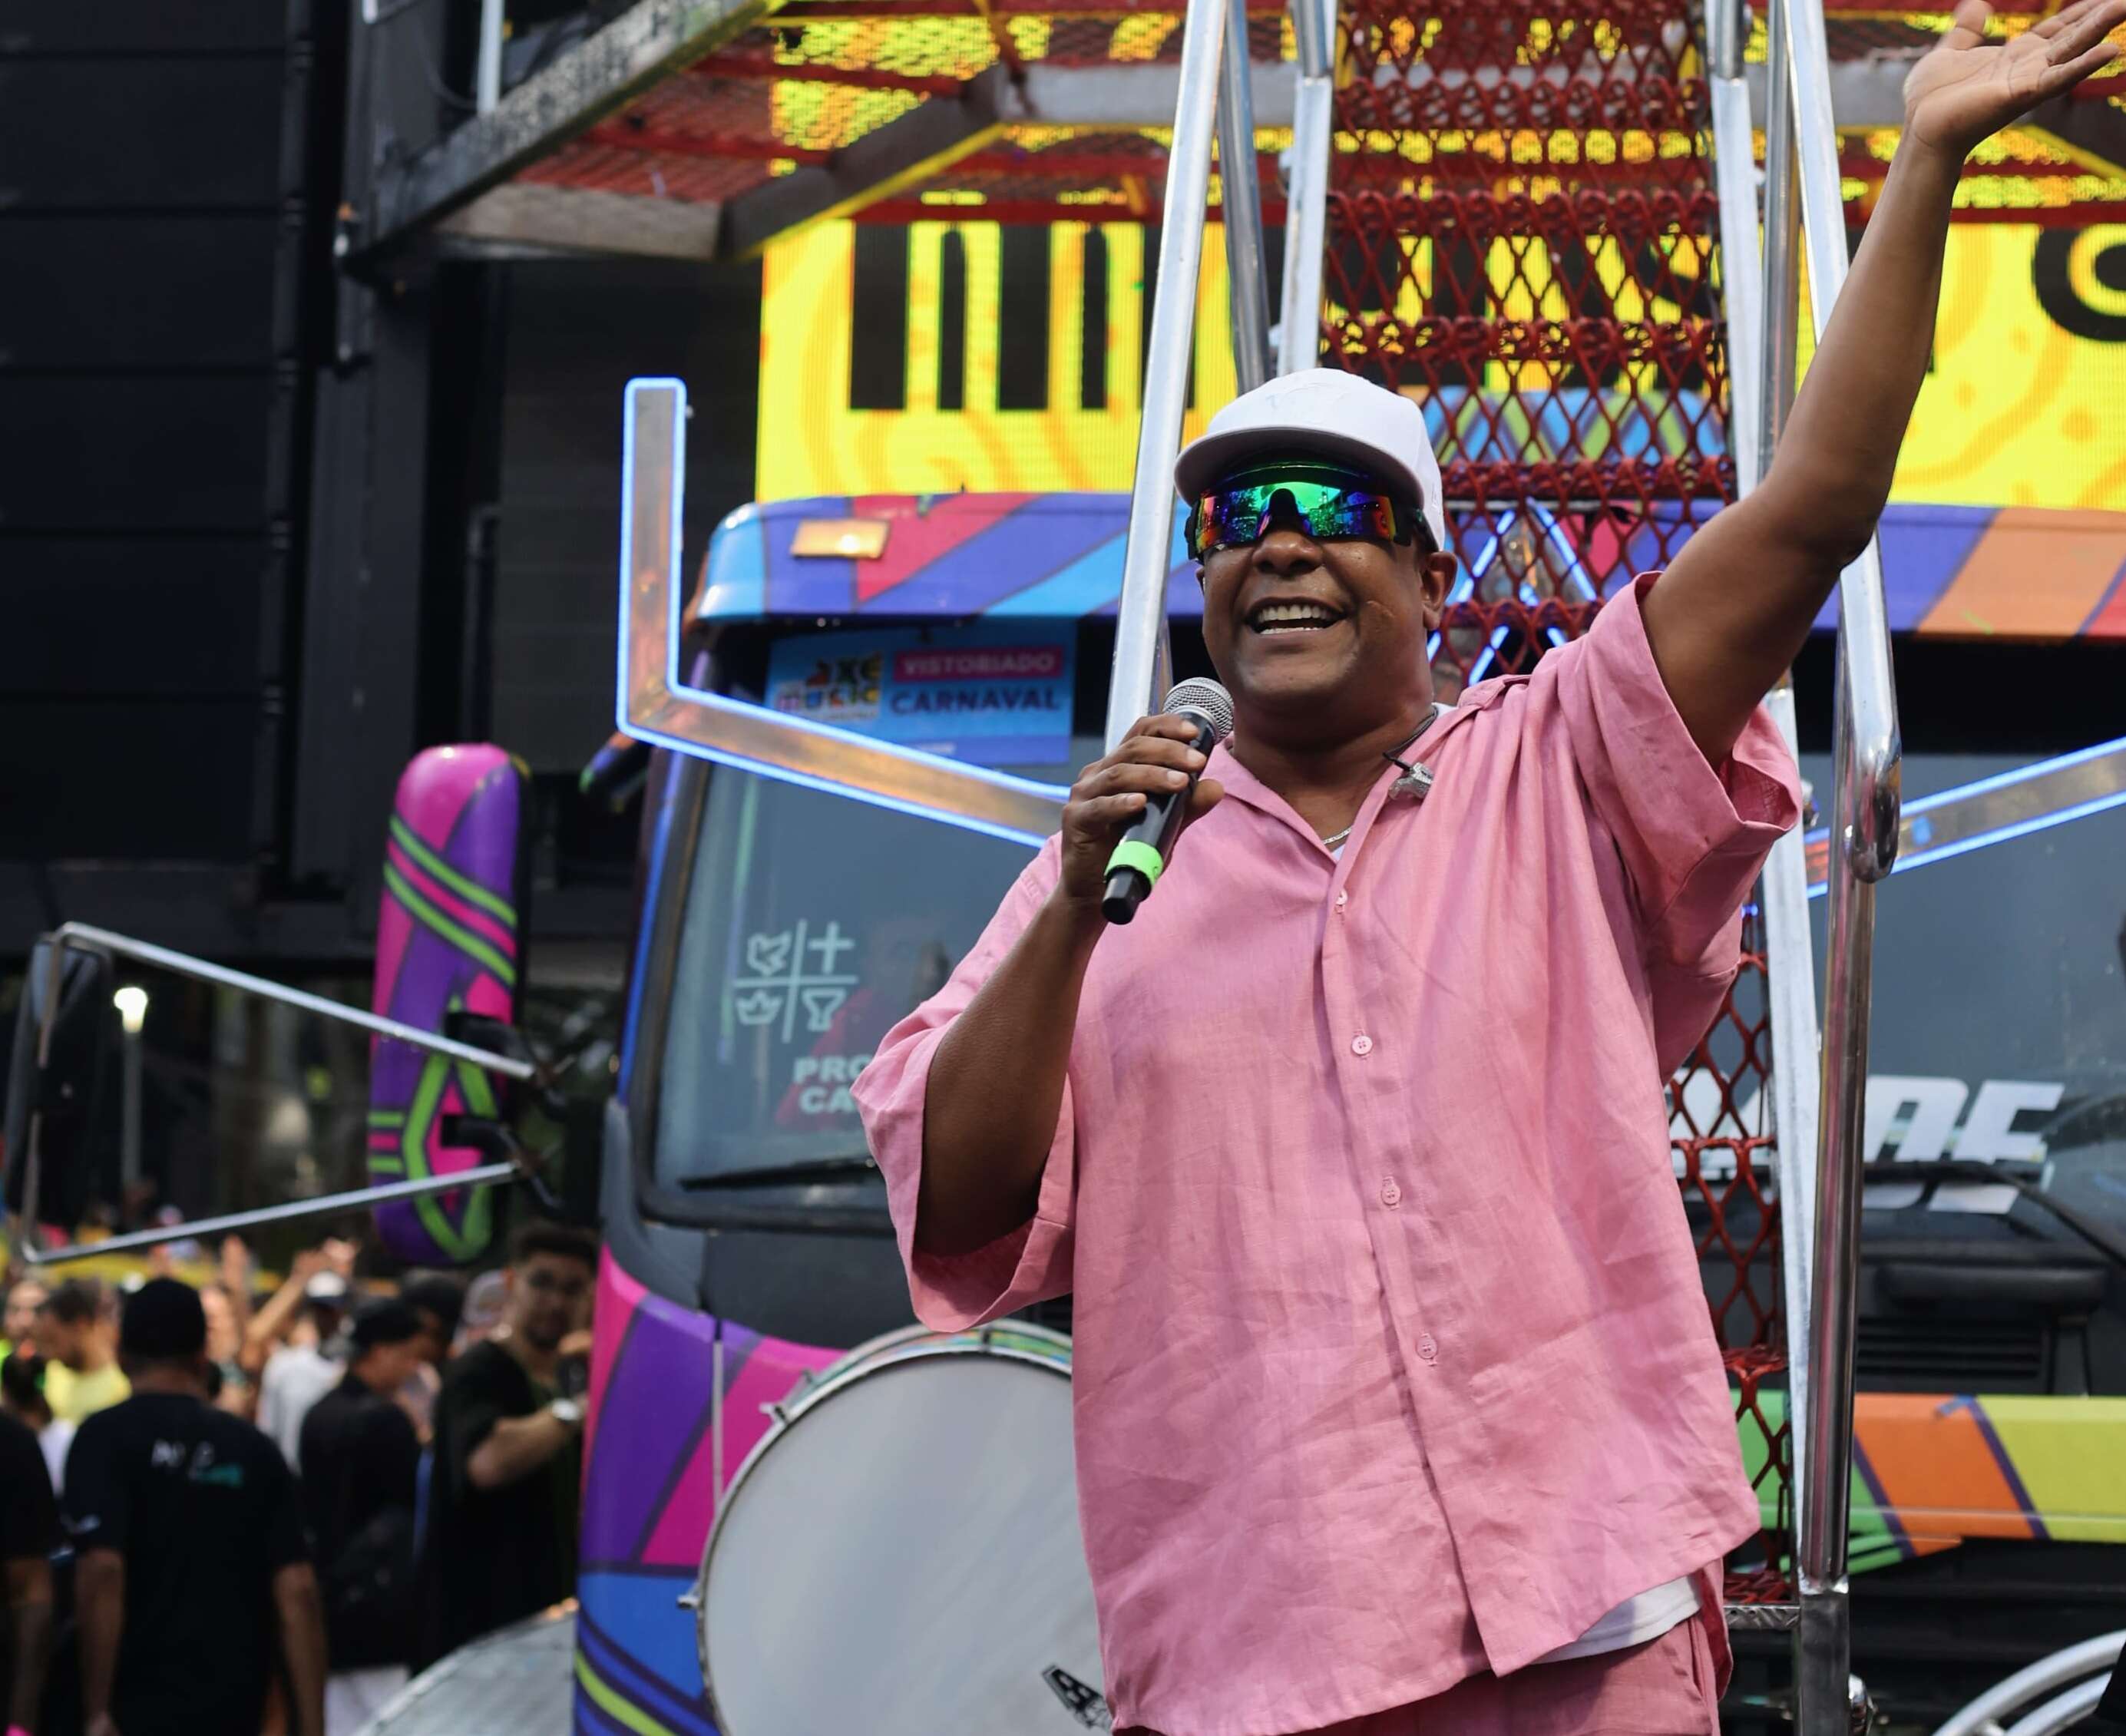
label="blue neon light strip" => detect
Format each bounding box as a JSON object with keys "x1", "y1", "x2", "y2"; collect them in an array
[
  {"x1": 1900, "y1": 732, "x2": 2126, "y2": 816},
  {"x1": 613, "y1": 377, "x2": 1063, "y2": 850},
  {"x1": 1803, "y1": 735, "x2": 2126, "y2": 898}
]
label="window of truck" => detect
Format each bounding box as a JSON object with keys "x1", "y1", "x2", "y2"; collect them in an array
[{"x1": 647, "y1": 617, "x2": 1104, "y2": 1190}]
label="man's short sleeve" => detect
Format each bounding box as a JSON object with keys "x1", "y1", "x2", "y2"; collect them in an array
[
  {"x1": 60, "y1": 1410, "x2": 127, "y2": 1553},
  {"x1": 0, "y1": 1414, "x2": 59, "y2": 1560},
  {"x1": 853, "y1": 837, "x2": 1077, "y2": 1333},
  {"x1": 1548, "y1": 574, "x2": 1802, "y2": 1067}
]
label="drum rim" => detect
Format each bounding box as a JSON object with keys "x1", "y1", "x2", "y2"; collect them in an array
[{"x1": 690, "y1": 1321, "x2": 1076, "y2": 1732}]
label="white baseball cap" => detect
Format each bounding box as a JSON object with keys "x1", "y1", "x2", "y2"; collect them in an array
[{"x1": 1173, "y1": 369, "x2": 1447, "y2": 550}]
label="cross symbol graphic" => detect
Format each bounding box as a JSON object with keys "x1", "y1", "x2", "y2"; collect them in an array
[{"x1": 807, "y1": 921, "x2": 855, "y2": 974}]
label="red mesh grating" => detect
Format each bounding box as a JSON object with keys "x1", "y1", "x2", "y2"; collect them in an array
[
  {"x1": 743, "y1": 16, "x2": 1002, "y2": 78},
  {"x1": 1323, "y1": 0, "x2": 1791, "y2": 1601},
  {"x1": 1728, "y1": 1344, "x2": 1795, "y2": 1592},
  {"x1": 521, "y1": 7, "x2": 1299, "y2": 212}
]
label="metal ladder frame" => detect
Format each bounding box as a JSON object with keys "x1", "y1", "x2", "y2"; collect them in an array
[
  {"x1": 1103, "y1": 0, "x2": 1333, "y2": 752},
  {"x1": 1710, "y1": 0, "x2": 1904, "y2": 1725}
]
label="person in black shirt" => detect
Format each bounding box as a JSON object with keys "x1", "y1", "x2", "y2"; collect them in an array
[
  {"x1": 415, "y1": 1224, "x2": 594, "y2": 1668},
  {"x1": 62, "y1": 1278, "x2": 326, "y2": 1736},
  {"x1": 1, "y1": 1406, "x2": 57, "y2": 1736},
  {"x1": 299, "y1": 1299, "x2": 425, "y2": 1736}
]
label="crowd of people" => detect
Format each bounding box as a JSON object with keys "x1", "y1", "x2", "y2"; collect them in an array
[{"x1": 0, "y1": 1221, "x2": 600, "y2": 1736}]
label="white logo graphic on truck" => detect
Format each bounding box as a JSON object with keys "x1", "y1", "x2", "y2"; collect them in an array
[{"x1": 1670, "y1": 1072, "x2": 2065, "y2": 1207}]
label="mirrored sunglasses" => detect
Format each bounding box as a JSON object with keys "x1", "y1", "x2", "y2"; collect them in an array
[{"x1": 1187, "y1": 478, "x2": 1430, "y2": 560}]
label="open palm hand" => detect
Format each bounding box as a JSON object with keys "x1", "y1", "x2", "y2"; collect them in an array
[{"x1": 1903, "y1": 0, "x2": 2125, "y2": 157}]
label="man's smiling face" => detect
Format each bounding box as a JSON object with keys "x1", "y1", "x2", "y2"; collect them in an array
[{"x1": 1196, "y1": 462, "x2": 1456, "y2": 746}]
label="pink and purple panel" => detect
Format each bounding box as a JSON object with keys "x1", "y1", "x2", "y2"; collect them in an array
[{"x1": 366, "y1": 744, "x2": 527, "y2": 1265}]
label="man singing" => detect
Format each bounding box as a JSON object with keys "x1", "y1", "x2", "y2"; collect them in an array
[{"x1": 855, "y1": 8, "x2": 2122, "y2": 1732}]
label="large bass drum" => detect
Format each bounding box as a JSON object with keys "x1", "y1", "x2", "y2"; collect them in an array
[{"x1": 693, "y1": 1322, "x2": 1108, "y2": 1733}]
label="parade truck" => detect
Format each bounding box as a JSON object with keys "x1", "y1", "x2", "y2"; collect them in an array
[{"x1": 12, "y1": 0, "x2": 2126, "y2": 1731}]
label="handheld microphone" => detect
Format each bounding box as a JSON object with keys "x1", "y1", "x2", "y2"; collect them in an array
[{"x1": 1101, "y1": 678, "x2": 1234, "y2": 925}]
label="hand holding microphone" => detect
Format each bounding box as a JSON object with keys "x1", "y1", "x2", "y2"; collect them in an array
[{"x1": 1053, "y1": 680, "x2": 1232, "y2": 926}]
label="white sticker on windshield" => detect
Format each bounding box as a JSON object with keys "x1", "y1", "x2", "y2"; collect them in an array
[{"x1": 729, "y1": 919, "x2": 858, "y2": 1041}]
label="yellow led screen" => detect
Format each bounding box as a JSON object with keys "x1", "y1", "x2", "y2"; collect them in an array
[
  {"x1": 1803, "y1": 224, "x2": 2126, "y2": 512},
  {"x1": 758, "y1": 220, "x2": 2126, "y2": 511}
]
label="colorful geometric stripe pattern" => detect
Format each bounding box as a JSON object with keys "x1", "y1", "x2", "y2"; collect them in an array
[
  {"x1": 366, "y1": 744, "x2": 529, "y2": 1265},
  {"x1": 574, "y1": 1252, "x2": 839, "y2": 1736},
  {"x1": 1738, "y1": 1388, "x2": 2126, "y2": 1574},
  {"x1": 695, "y1": 493, "x2": 2126, "y2": 641}
]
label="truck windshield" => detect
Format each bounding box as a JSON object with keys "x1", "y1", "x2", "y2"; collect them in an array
[
  {"x1": 1825, "y1": 748, "x2": 2126, "y2": 1241},
  {"x1": 651, "y1": 765, "x2": 1048, "y2": 1186}
]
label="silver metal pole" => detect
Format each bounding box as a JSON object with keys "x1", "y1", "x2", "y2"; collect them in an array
[
  {"x1": 1744, "y1": 0, "x2": 1821, "y2": 1552},
  {"x1": 477, "y1": 0, "x2": 505, "y2": 112},
  {"x1": 1776, "y1": 3, "x2": 1904, "y2": 1731},
  {"x1": 48, "y1": 923, "x2": 537, "y2": 1081},
  {"x1": 1757, "y1": 0, "x2": 1800, "y2": 491},
  {"x1": 25, "y1": 1163, "x2": 523, "y2": 1268},
  {"x1": 1784, "y1": 0, "x2": 1900, "y2": 879},
  {"x1": 1217, "y1": 0, "x2": 1273, "y2": 394},
  {"x1": 1275, "y1": 0, "x2": 1333, "y2": 375},
  {"x1": 1706, "y1": 0, "x2": 1763, "y2": 494},
  {"x1": 1104, "y1": 0, "x2": 1229, "y2": 749},
  {"x1": 18, "y1": 941, "x2": 68, "y2": 1237},
  {"x1": 1759, "y1": 683, "x2": 1819, "y2": 1529},
  {"x1": 1797, "y1": 683, "x2": 1870, "y2": 1736}
]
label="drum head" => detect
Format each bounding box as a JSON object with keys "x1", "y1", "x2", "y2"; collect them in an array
[{"x1": 701, "y1": 1346, "x2": 1103, "y2": 1734}]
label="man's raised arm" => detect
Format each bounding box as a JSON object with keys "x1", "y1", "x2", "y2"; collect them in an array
[{"x1": 1642, "y1": 0, "x2": 2124, "y2": 764}]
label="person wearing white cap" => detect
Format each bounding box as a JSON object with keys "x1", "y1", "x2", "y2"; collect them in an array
[
  {"x1": 858, "y1": 10, "x2": 2122, "y2": 1731},
  {"x1": 256, "y1": 1269, "x2": 352, "y2": 1470}
]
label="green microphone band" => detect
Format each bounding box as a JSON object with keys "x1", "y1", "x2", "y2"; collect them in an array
[{"x1": 1106, "y1": 838, "x2": 1165, "y2": 888}]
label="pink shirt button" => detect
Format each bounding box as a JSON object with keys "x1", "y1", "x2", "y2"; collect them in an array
[
  {"x1": 1351, "y1": 1033, "x2": 1374, "y2": 1056},
  {"x1": 1418, "y1": 1334, "x2": 1439, "y2": 1364},
  {"x1": 1334, "y1": 889, "x2": 1349, "y2": 910},
  {"x1": 1380, "y1": 1178, "x2": 1401, "y2": 1208}
]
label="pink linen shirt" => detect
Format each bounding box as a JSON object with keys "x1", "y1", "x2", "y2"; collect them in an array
[{"x1": 854, "y1": 577, "x2": 1801, "y2": 1736}]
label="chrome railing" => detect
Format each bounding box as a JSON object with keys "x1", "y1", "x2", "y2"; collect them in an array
[
  {"x1": 1218, "y1": 0, "x2": 1275, "y2": 396},
  {"x1": 1718, "y1": 0, "x2": 1906, "y2": 1726},
  {"x1": 1103, "y1": 0, "x2": 1229, "y2": 746},
  {"x1": 1933, "y1": 1632, "x2": 2124, "y2": 1736},
  {"x1": 615, "y1": 378, "x2": 1070, "y2": 844},
  {"x1": 1104, "y1": 0, "x2": 1318, "y2": 744},
  {"x1": 1276, "y1": 0, "x2": 1334, "y2": 375},
  {"x1": 1709, "y1": 0, "x2": 1824, "y2": 1573},
  {"x1": 16, "y1": 922, "x2": 535, "y2": 1267}
]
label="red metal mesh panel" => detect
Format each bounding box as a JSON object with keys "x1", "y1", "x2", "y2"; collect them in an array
[
  {"x1": 502, "y1": 0, "x2": 2122, "y2": 228},
  {"x1": 751, "y1": 15, "x2": 1002, "y2": 77},
  {"x1": 1323, "y1": 0, "x2": 1792, "y2": 1598},
  {"x1": 522, "y1": 10, "x2": 1298, "y2": 212}
]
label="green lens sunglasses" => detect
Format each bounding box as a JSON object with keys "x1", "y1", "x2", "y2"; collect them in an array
[{"x1": 1186, "y1": 471, "x2": 1434, "y2": 560}]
